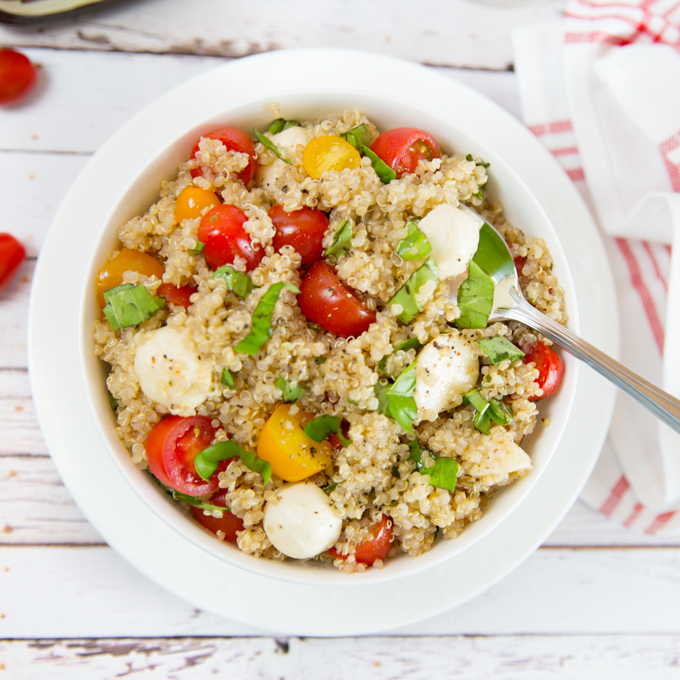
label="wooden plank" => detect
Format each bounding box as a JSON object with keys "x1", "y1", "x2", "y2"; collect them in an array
[
  {"x1": 0, "y1": 0, "x2": 567, "y2": 71},
  {"x1": 3, "y1": 634, "x2": 680, "y2": 680},
  {"x1": 0, "y1": 260, "x2": 33, "y2": 370}
]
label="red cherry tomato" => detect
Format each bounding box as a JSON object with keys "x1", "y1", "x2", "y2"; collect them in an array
[
  {"x1": 0, "y1": 233, "x2": 26, "y2": 293},
  {"x1": 190, "y1": 127, "x2": 258, "y2": 185},
  {"x1": 198, "y1": 204, "x2": 264, "y2": 272},
  {"x1": 370, "y1": 128, "x2": 441, "y2": 178},
  {"x1": 0, "y1": 50, "x2": 38, "y2": 106},
  {"x1": 157, "y1": 282, "x2": 196, "y2": 309},
  {"x1": 145, "y1": 415, "x2": 224, "y2": 496},
  {"x1": 269, "y1": 204, "x2": 329, "y2": 268},
  {"x1": 329, "y1": 514, "x2": 394, "y2": 565},
  {"x1": 191, "y1": 488, "x2": 245, "y2": 543},
  {"x1": 513, "y1": 255, "x2": 526, "y2": 279},
  {"x1": 524, "y1": 341, "x2": 564, "y2": 401},
  {"x1": 299, "y1": 261, "x2": 376, "y2": 338}
]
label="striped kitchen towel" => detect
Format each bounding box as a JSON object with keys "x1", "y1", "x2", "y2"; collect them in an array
[{"x1": 513, "y1": 0, "x2": 680, "y2": 535}]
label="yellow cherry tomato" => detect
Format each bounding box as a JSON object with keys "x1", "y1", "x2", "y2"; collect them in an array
[
  {"x1": 302, "y1": 136, "x2": 361, "y2": 179},
  {"x1": 257, "y1": 403, "x2": 334, "y2": 482},
  {"x1": 95, "y1": 248, "x2": 164, "y2": 308},
  {"x1": 174, "y1": 186, "x2": 220, "y2": 222}
]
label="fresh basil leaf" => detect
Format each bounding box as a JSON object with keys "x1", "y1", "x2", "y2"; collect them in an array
[
  {"x1": 462, "y1": 389, "x2": 489, "y2": 414},
  {"x1": 478, "y1": 161, "x2": 490, "y2": 168},
  {"x1": 235, "y1": 281, "x2": 300, "y2": 355},
  {"x1": 323, "y1": 482, "x2": 338, "y2": 494},
  {"x1": 466, "y1": 154, "x2": 489, "y2": 168},
  {"x1": 385, "y1": 363, "x2": 418, "y2": 434},
  {"x1": 268, "y1": 118, "x2": 300, "y2": 134},
  {"x1": 308, "y1": 322, "x2": 323, "y2": 332},
  {"x1": 210, "y1": 264, "x2": 256, "y2": 299},
  {"x1": 388, "y1": 258, "x2": 440, "y2": 324},
  {"x1": 361, "y1": 145, "x2": 396, "y2": 184},
  {"x1": 466, "y1": 154, "x2": 474, "y2": 162},
  {"x1": 315, "y1": 356, "x2": 327, "y2": 364},
  {"x1": 454, "y1": 260, "x2": 494, "y2": 329},
  {"x1": 172, "y1": 490, "x2": 231, "y2": 514},
  {"x1": 188, "y1": 241, "x2": 205, "y2": 256},
  {"x1": 488, "y1": 397, "x2": 514, "y2": 426},
  {"x1": 474, "y1": 190, "x2": 484, "y2": 201},
  {"x1": 477, "y1": 336, "x2": 524, "y2": 366},
  {"x1": 275, "y1": 376, "x2": 304, "y2": 403},
  {"x1": 108, "y1": 390, "x2": 118, "y2": 410},
  {"x1": 463, "y1": 388, "x2": 509, "y2": 434},
  {"x1": 341, "y1": 124, "x2": 371, "y2": 150},
  {"x1": 422, "y1": 457, "x2": 458, "y2": 492},
  {"x1": 194, "y1": 440, "x2": 272, "y2": 485},
  {"x1": 377, "y1": 337, "x2": 423, "y2": 375},
  {"x1": 221, "y1": 368, "x2": 235, "y2": 389},
  {"x1": 408, "y1": 440, "x2": 425, "y2": 472},
  {"x1": 303, "y1": 415, "x2": 350, "y2": 447},
  {"x1": 253, "y1": 128, "x2": 291, "y2": 164},
  {"x1": 102, "y1": 283, "x2": 165, "y2": 331},
  {"x1": 374, "y1": 380, "x2": 391, "y2": 414},
  {"x1": 474, "y1": 408, "x2": 491, "y2": 435},
  {"x1": 324, "y1": 220, "x2": 352, "y2": 264},
  {"x1": 396, "y1": 218, "x2": 431, "y2": 261}
]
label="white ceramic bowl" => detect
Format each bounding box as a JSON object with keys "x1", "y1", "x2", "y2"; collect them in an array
[{"x1": 78, "y1": 49, "x2": 579, "y2": 587}]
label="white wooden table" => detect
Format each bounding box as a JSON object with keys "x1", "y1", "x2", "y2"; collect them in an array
[{"x1": 3, "y1": 1, "x2": 680, "y2": 676}]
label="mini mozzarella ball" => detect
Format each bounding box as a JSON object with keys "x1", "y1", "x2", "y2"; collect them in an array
[
  {"x1": 467, "y1": 438, "x2": 532, "y2": 478},
  {"x1": 263, "y1": 483, "x2": 342, "y2": 559},
  {"x1": 255, "y1": 158, "x2": 287, "y2": 192},
  {"x1": 134, "y1": 326, "x2": 215, "y2": 416},
  {"x1": 272, "y1": 126, "x2": 310, "y2": 159},
  {"x1": 418, "y1": 204, "x2": 481, "y2": 280},
  {"x1": 414, "y1": 333, "x2": 480, "y2": 414}
]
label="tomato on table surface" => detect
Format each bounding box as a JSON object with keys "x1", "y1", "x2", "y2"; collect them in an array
[
  {"x1": 328, "y1": 514, "x2": 394, "y2": 565},
  {"x1": 95, "y1": 248, "x2": 164, "y2": 308},
  {"x1": 524, "y1": 341, "x2": 564, "y2": 401},
  {"x1": 0, "y1": 233, "x2": 26, "y2": 293},
  {"x1": 269, "y1": 204, "x2": 329, "y2": 268},
  {"x1": 157, "y1": 282, "x2": 196, "y2": 309},
  {"x1": 299, "y1": 261, "x2": 376, "y2": 338},
  {"x1": 198, "y1": 204, "x2": 264, "y2": 272},
  {"x1": 146, "y1": 415, "x2": 225, "y2": 496},
  {"x1": 370, "y1": 128, "x2": 441, "y2": 178},
  {"x1": 191, "y1": 488, "x2": 245, "y2": 543},
  {"x1": 190, "y1": 128, "x2": 258, "y2": 185},
  {"x1": 0, "y1": 49, "x2": 38, "y2": 105},
  {"x1": 302, "y1": 135, "x2": 361, "y2": 179},
  {"x1": 175, "y1": 186, "x2": 220, "y2": 222}
]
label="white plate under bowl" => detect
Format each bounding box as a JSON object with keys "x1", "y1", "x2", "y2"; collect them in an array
[{"x1": 29, "y1": 49, "x2": 618, "y2": 634}]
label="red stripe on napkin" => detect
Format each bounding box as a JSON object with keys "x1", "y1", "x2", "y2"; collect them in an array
[
  {"x1": 623, "y1": 502, "x2": 645, "y2": 527},
  {"x1": 644, "y1": 510, "x2": 677, "y2": 534},
  {"x1": 599, "y1": 474, "x2": 631, "y2": 515},
  {"x1": 566, "y1": 168, "x2": 586, "y2": 181},
  {"x1": 552, "y1": 146, "x2": 580, "y2": 157},
  {"x1": 528, "y1": 120, "x2": 573, "y2": 136},
  {"x1": 643, "y1": 242, "x2": 669, "y2": 291}
]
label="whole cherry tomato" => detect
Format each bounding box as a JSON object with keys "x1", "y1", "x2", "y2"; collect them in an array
[
  {"x1": 157, "y1": 282, "x2": 196, "y2": 309},
  {"x1": 145, "y1": 415, "x2": 225, "y2": 496},
  {"x1": 299, "y1": 261, "x2": 376, "y2": 338},
  {"x1": 370, "y1": 128, "x2": 441, "y2": 178},
  {"x1": 198, "y1": 204, "x2": 264, "y2": 272},
  {"x1": 269, "y1": 204, "x2": 329, "y2": 268},
  {"x1": 94, "y1": 248, "x2": 164, "y2": 308},
  {"x1": 0, "y1": 49, "x2": 37, "y2": 106},
  {"x1": 0, "y1": 233, "x2": 26, "y2": 293},
  {"x1": 190, "y1": 128, "x2": 258, "y2": 185},
  {"x1": 191, "y1": 488, "x2": 245, "y2": 543},
  {"x1": 175, "y1": 186, "x2": 220, "y2": 222},
  {"x1": 328, "y1": 514, "x2": 394, "y2": 565},
  {"x1": 302, "y1": 135, "x2": 361, "y2": 179},
  {"x1": 524, "y1": 341, "x2": 564, "y2": 401}
]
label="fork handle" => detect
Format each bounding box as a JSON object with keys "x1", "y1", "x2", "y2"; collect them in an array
[{"x1": 502, "y1": 287, "x2": 680, "y2": 435}]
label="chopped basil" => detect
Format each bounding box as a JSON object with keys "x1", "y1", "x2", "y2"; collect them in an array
[
  {"x1": 488, "y1": 397, "x2": 514, "y2": 426},
  {"x1": 454, "y1": 260, "x2": 494, "y2": 329},
  {"x1": 194, "y1": 440, "x2": 272, "y2": 485},
  {"x1": 315, "y1": 356, "x2": 327, "y2": 364},
  {"x1": 474, "y1": 190, "x2": 484, "y2": 201},
  {"x1": 462, "y1": 389, "x2": 489, "y2": 413},
  {"x1": 235, "y1": 281, "x2": 300, "y2": 355},
  {"x1": 275, "y1": 376, "x2": 303, "y2": 403},
  {"x1": 477, "y1": 336, "x2": 524, "y2": 366},
  {"x1": 107, "y1": 390, "x2": 118, "y2": 410},
  {"x1": 396, "y1": 218, "x2": 431, "y2": 261},
  {"x1": 210, "y1": 264, "x2": 256, "y2": 299},
  {"x1": 172, "y1": 490, "x2": 230, "y2": 514},
  {"x1": 188, "y1": 241, "x2": 205, "y2": 256},
  {"x1": 463, "y1": 388, "x2": 514, "y2": 433},
  {"x1": 408, "y1": 440, "x2": 425, "y2": 472},
  {"x1": 388, "y1": 258, "x2": 440, "y2": 324},
  {"x1": 341, "y1": 124, "x2": 371, "y2": 150},
  {"x1": 421, "y1": 457, "x2": 458, "y2": 492},
  {"x1": 375, "y1": 363, "x2": 417, "y2": 434},
  {"x1": 377, "y1": 337, "x2": 422, "y2": 375},
  {"x1": 324, "y1": 220, "x2": 352, "y2": 264},
  {"x1": 303, "y1": 415, "x2": 350, "y2": 447},
  {"x1": 221, "y1": 368, "x2": 235, "y2": 389},
  {"x1": 466, "y1": 154, "x2": 474, "y2": 162},
  {"x1": 253, "y1": 128, "x2": 291, "y2": 164},
  {"x1": 268, "y1": 118, "x2": 300, "y2": 134},
  {"x1": 361, "y1": 145, "x2": 396, "y2": 184},
  {"x1": 102, "y1": 283, "x2": 165, "y2": 331},
  {"x1": 322, "y1": 482, "x2": 338, "y2": 494},
  {"x1": 474, "y1": 409, "x2": 491, "y2": 435}
]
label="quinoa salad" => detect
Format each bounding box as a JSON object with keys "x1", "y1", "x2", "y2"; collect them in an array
[{"x1": 93, "y1": 108, "x2": 567, "y2": 573}]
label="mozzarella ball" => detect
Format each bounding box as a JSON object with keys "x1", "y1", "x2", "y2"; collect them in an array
[
  {"x1": 263, "y1": 483, "x2": 342, "y2": 559},
  {"x1": 272, "y1": 126, "x2": 310, "y2": 160},
  {"x1": 467, "y1": 438, "x2": 532, "y2": 478},
  {"x1": 255, "y1": 158, "x2": 287, "y2": 192}
]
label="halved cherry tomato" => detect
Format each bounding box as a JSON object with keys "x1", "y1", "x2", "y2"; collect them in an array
[
  {"x1": 514, "y1": 255, "x2": 526, "y2": 279},
  {"x1": 157, "y1": 282, "x2": 196, "y2": 309},
  {"x1": 257, "y1": 403, "x2": 334, "y2": 482},
  {"x1": 146, "y1": 415, "x2": 224, "y2": 496},
  {"x1": 269, "y1": 204, "x2": 329, "y2": 268},
  {"x1": 524, "y1": 341, "x2": 564, "y2": 401},
  {"x1": 0, "y1": 49, "x2": 38, "y2": 106},
  {"x1": 370, "y1": 128, "x2": 441, "y2": 178},
  {"x1": 328, "y1": 514, "x2": 394, "y2": 565},
  {"x1": 197, "y1": 204, "x2": 264, "y2": 272},
  {"x1": 190, "y1": 128, "x2": 258, "y2": 185},
  {"x1": 95, "y1": 248, "x2": 164, "y2": 308},
  {"x1": 0, "y1": 233, "x2": 26, "y2": 293},
  {"x1": 191, "y1": 488, "x2": 245, "y2": 543},
  {"x1": 302, "y1": 136, "x2": 361, "y2": 179},
  {"x1": 175, "y1": 186, "x2": 220, "y2": 222},
  {"x1": 299, "y1": 261, "x2": 376, "y2": 338}
]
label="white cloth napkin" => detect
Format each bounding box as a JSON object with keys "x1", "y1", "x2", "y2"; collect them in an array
[{"x1": 513, "y1": 0, "x2": 680, "y2": 534}]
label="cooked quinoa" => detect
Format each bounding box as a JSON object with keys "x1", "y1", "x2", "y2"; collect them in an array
[{"x1": 93, "y1": 108, "x2": 567, "y2": 573}]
